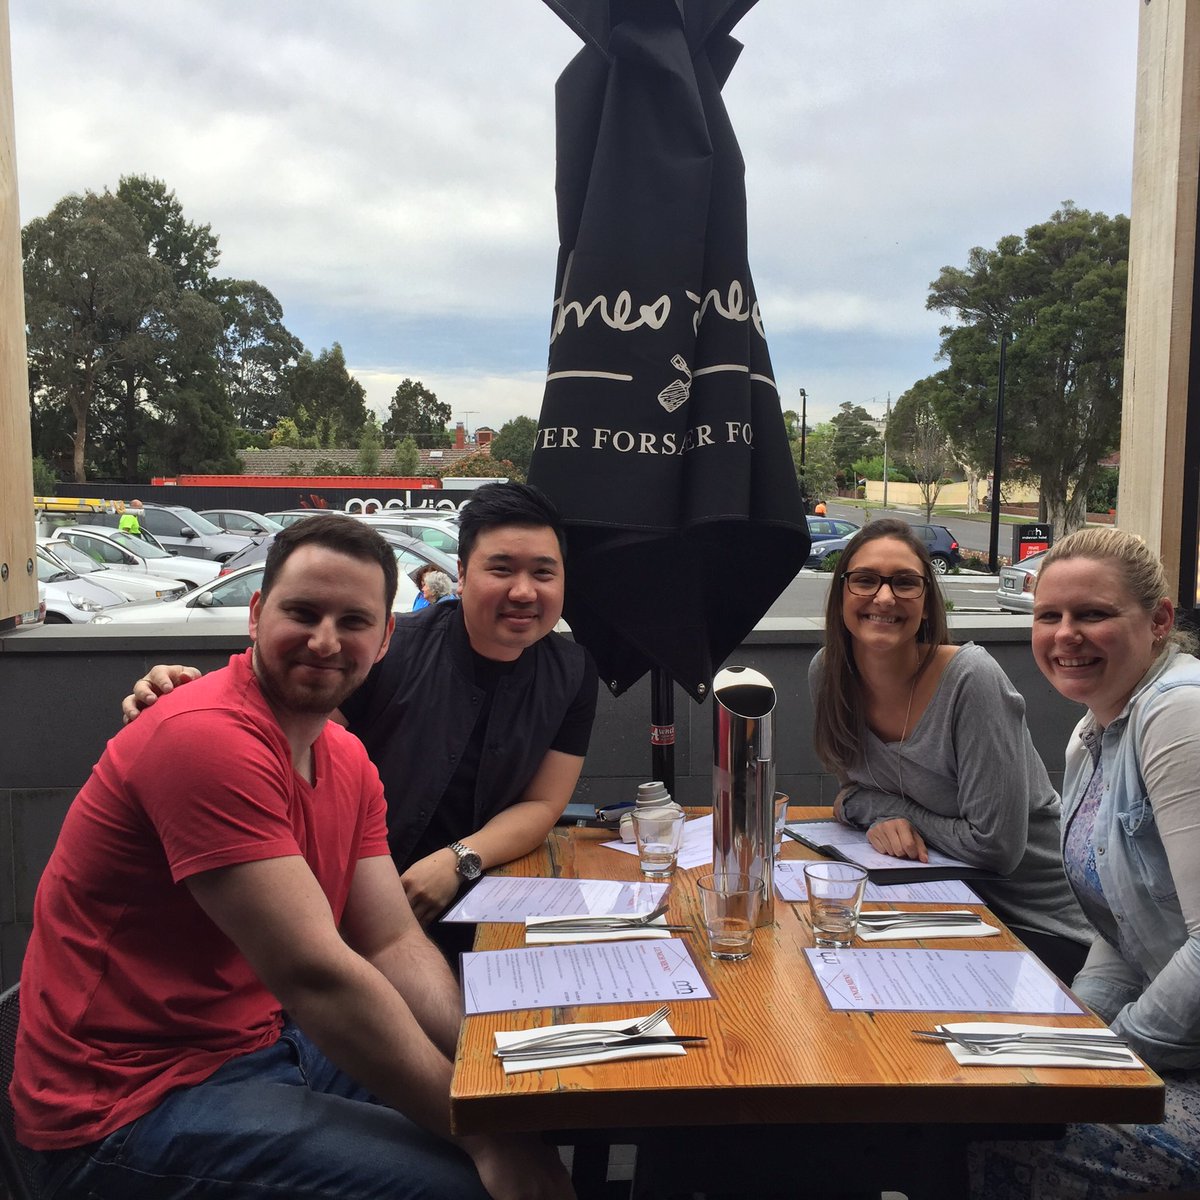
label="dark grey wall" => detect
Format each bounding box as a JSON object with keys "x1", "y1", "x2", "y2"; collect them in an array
[{"x1": 0, "y1": 617, "x2": 1079, "y2": 986}]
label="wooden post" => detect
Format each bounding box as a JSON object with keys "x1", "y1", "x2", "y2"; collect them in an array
[
  {"x1": 0, "y1": 0, "x2": 35, "y2": 629},
  {"x1": 1119, "y1": 0, "x2": 1200, "y2": 608}
]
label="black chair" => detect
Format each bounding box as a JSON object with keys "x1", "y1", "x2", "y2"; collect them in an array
[{"x1": 0, "y1": 983, "x2": 42, "y2": 1200}]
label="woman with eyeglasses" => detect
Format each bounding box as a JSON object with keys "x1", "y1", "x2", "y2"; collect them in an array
[{"x1": 810, "y1": 519, "x2": 1089, "y2": 981}]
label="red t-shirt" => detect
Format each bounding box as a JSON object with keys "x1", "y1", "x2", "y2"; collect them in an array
[{"x1": 12, "y1": 651, "x2": 391, "y2": 1150}]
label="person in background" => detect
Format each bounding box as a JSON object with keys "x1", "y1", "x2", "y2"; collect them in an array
[
  {"x1": 813, "y1": 500, "x2": 827, "y2": 516},
  {"x1": 122, "y1": 483, "x2": 598, "y2": 942},
  {"x1": 412, "y1": 563, "x2": 436, "y2": 611},
  {"x1": 971, "y1": 527, "x2": 1200, "y2": 1197},
  {"x1": 13, "y1": 514, "x2": 571, "y2": 1200},
  {"x1": 809, "y1": 518, "x2": 1090, "y2": 981},
  {"x1": 118, "y1": 498, "x2": 143, "y2": 535},
  {"x1": 422, "y1": 569, "x2": 455, "y2": 606}
]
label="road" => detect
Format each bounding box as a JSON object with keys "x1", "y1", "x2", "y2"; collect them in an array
[
  {"x1": 764, "y1": 502, "x2": 1019, "y2": 618},
  {"x1": 824, "y1": 501, "x2": 1008, "y2": 559}
]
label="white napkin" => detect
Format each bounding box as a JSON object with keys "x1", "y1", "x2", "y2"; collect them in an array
[
  {"x1": 524, "y1": 915, "x2": 674, "y2": 944},
  {"x1": 940, "y1": 1022, "x2": 1141, "y2": 1069},
  {"x1": 857, "y1": 917, "x2": 999, "y2": 941},
  {"x1": 494, "y1": 1017, "x2": 688, "y2": 1074}
]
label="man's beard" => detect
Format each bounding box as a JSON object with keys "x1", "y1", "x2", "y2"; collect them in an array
[{"x1": 252, "y1": 647, "x2": 364, "y2": 716}]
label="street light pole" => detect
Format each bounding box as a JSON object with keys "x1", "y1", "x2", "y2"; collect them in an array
[
  {"x1": 988, "y1": 330, "x2": 1008, "y2": 573},
  {"x1": 798, "y1": 388, "x2": 808, "y2": 511},
  {"x1": 882, "y1": 393, "x2": 891, "y2": 510}
]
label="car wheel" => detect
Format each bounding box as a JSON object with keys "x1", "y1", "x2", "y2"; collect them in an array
[
  {"x1": 44, "y1": 612, "x2": 70, "y2": 624},
  {"x1": 930, "y1": 555, "x2": 951, "y2": 575}
]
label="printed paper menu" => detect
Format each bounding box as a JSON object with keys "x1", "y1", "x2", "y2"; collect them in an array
[{"x1": 461, "y1": 939, "x2": 713, "y2": 1014}]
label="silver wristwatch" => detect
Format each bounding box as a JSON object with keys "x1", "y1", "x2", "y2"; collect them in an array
[{"x1": 448, "y1": 840, "x2": 483, "y2": 881}]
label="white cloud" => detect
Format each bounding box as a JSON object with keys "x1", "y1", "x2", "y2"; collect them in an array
[{"x1": 13, "y1": 0, "x2": 1138, "y2": 433}]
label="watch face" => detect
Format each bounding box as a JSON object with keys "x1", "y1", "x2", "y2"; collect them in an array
[{"x1": 457, "y1": 852, "x2": 482, "y2": 881}]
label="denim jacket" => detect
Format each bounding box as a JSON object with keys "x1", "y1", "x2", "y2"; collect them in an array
[{"x1": 1062, "y1": 646, "x2": 1200, "y2": 1071}]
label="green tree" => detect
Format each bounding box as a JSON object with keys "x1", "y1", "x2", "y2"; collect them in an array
[
  {"x1": 284, "y1": 343, "x2": 368, "y2": 448},
  {"x1": 392, "y1": 436, "x2": 420, "y2": 476},
  {"x1": 382, "y1": 378, "x2": 452, "y2": 448},
  {"x1": 212, "y1": 279, "x2": 302, "y2": 433},
  {"x1": 270, "y1": 416, "x2": 313, "y2": 449},
  {"x1": 792, "y1": 421, "x2": 838, "y2": 502},
  {"x1": 357, "y1": 413, "x2": 383, "y2": 474},
  {"x1": 488, "y1": 415, "x2": 537, "y2": 480},
  {"x1": 108, "y1": 176, "x2": 229, "y2": 479},
  {"x1": 146, "y1": 374, "x2": 242, "y2": 476},
  {"x1": 23, "y1": 191, "x2": 171, "y2": 481},
  {"x1": 927, "y1": 202, "x2": 1128, "y2": 533},
  {"x1": 31, "y1": 454, "x2": 56, "y2": 494},
  {"x1": 116, "y1": 175, "x2": 218, "y2": 291},
  {"x1": 829, "y1": 402, "x2": 882, "y2": 481}
]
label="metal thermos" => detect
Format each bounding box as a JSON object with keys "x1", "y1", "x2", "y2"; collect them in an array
[{"x1": 712, "y1": 665, "x2": 777, "y2": 925}]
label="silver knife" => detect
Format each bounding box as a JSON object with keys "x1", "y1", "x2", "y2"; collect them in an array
[
  {"x1": 859, "y1": 912, "x2": 980, "y2": 924},
  {"x1": 494, "y1": 1035, "x2": 705, "y2": 1059},
  {"x1": 529, "y1": 922, "x2": 692, "y2": 933},
  {"x1": 914, "y1": 1030, "x2": 1128, "y2": 1047}
]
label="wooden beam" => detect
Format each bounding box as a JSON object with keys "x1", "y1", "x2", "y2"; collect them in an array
[
  {"x1": 0, "y1": 0, "x2": 36, "y2": 628},
  {"x1": 1119, "y1": 0, "x2": 1200, "y2": 607}
]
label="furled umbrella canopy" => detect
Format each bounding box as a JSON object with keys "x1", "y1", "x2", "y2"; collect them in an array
[{"x1": 529, "y1": 0, "x2": 809, "y2": 704}]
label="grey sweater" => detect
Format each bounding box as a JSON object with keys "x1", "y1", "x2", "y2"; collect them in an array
[{"x1": 809, "y1": 643, "x2": 1089, "y2": 946}]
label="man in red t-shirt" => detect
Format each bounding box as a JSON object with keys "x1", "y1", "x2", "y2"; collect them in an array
[{"x1": 12, "y1": 515, "x2": 571, "y2": 1200}]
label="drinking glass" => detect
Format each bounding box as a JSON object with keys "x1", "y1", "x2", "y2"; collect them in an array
[
  {"x1": 803, "y1": 861, "x2": 868, "y2": 948},
  {"x1": 697, "y1": 872, "x2": 762, "y2": 960}
]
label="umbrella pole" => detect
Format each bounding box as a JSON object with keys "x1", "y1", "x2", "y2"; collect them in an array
[{"x1": 650, "y1": 666, "x2": 675, "y2": 796}]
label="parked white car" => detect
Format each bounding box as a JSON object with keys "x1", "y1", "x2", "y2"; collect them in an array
[
  {"x1": 90, "y1": 564, "x2": 266, "y2": 632},
  {"x1": 36, "y1": 545, "x2": 130, "y2": 624},
  {"x1": 39, "y1": 539, "x2": 188, "y2": 602},
  {"x1": 55, "y1": 526, "x2": 221, "y2": 590}
]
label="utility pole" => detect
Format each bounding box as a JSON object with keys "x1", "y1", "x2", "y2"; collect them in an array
[
  {"x1": 458, "y1": 411, "x2": 478, "y2": 442},
  {"x1": 798, "y1": 388, "x2": 808, "y2": 511},
  {"x1": 988, "y1": 331, "x2": 1008, "y2": 573},
  {"x1": 881, "y1": 393, "x2": 891, "y2": 510}
]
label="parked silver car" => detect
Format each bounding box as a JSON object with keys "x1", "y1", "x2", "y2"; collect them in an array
[
  {"x1": 198, "y1": 509, "x2": 285, "y2": 538},
  {"x1": 36, "y1": 545, "x2": 129, "y2": 623},
  {"x1": 90, "y1": 564, "x2": 267, "y2": 632},
  {"x1": 39, "y1": 539, "x2": 188, "y2": 602},
  {"x1": 55, "y1": 526, "x2": 220, "y2": 590},
  {"x1": 996, "y1": 550, "x2": 1046, "y2": 613}
]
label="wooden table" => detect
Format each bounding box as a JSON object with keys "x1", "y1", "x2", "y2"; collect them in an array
[{"x1": 451, "y1": 808, "x2": 1164, "y2": 1197}]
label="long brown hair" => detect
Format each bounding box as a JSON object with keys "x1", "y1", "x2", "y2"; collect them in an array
[{"x1": 813, "y1": 519, "x2": 950, "y2": 777}]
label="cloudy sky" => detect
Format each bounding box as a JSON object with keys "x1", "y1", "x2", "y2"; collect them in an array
[{"x1": 12, "y1": 1, "x2": 1139, "y2": 435}]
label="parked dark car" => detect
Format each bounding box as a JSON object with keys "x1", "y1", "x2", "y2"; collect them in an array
[
  {"x1": 804, "y1": 521, "x2": 961, "y2": 574},
  {"x1": 806, "y1": 516, "x2": 860, "y2": 542}
]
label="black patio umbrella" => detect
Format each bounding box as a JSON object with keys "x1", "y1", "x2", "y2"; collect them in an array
[{"x1": 528, "y1": 0, "x2": 810, "y2": 789}]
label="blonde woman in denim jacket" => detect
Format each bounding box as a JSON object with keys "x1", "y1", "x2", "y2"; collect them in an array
[{"x1": 971, "y1": 528, "x2": 1200, "y2": 1198}]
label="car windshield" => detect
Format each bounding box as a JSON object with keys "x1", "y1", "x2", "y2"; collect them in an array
[
  {"x1": 36, "y1": 548, "x2": 76, "y2": 583},
  {"x1": 45, "y1": 542, "x2": 102, "y2": 574},
  {"x1": 109, "y1": 530, "x2": 172, "y2": 559},
  {"x1": 170, "y1": 507, "x2": 224, "y2": 536}
]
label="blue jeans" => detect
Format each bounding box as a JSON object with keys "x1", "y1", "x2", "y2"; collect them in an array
[{"x1": 36, "y1": 1023, "x2": 490, "y2": 1199}]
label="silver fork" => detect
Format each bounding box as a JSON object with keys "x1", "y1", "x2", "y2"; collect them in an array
[
  {"x1": 499, "y1": 1005, "x2": 670, "y2": 1053},
  {"x1": 935, "y1": 1028, "x2": 1129, "y2": 1061},
  {"x1": 529, "y1": 899, "x2": 671, "y2": 930},
  {"x1": 859, "y1": 911, "x2": 980, "y2": 926}
]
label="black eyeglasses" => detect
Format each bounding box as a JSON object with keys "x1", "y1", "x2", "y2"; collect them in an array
[{"x1": 844, "y1": 570, "x2": 928, "y2": 599}]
